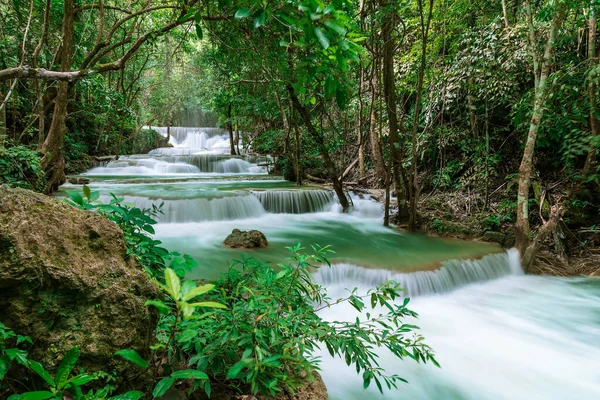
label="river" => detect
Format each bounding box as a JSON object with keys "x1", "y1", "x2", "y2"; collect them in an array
[{"x1": 58, "y1": 127, "x2": 600, "y2": 399}]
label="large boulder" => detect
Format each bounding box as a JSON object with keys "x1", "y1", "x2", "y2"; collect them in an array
[
  {"x1": 0, "y1": 186, "x2": 159, "y2": 384},
  {"x1": 224, "y1": 229, "x2": 268, "y2": 248}
]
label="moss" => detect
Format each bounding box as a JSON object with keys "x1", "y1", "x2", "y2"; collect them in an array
[{"x1": 0, "y1": 185, "x2": 160, "y2": 389}]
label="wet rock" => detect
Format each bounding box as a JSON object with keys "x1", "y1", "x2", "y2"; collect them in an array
[
  {"x1": 482, "y1": 231, "x2": 505, "y2": 246},
  {"x1": 0, "y1": 185, "x2": 159, "y2": 386},
  {"x1": 224, "y1": 229, "x2": 268, "y2": 248},
  {"x1": 67, "y1": 176, "x2": 90, "y2": 185}
]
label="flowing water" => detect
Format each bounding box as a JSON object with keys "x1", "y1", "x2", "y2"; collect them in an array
[{"x1": 58, "y1": 127, "x2": 600, "y2": 398}]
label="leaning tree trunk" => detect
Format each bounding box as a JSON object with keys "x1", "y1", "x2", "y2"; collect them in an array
[
  {"x1": 287, "y1": 85, "x2": 349, "y2": 211},
  {"x1": 40, "y1": 0, "x2": 75, "y2": 193},
  {"x1": 516, "y1": 1, "x2": 564, "y2": 262}
]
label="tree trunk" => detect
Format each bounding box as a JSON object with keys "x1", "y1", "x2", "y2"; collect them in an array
[
  {"x1": 382, "y1": 10, "x2": 405, "y2": 202},
  {"x1": 0, "y1": 85, "x2": 5, "y2": 148},
  {"x1": 584, "y1": 5, "x2": 598, "y2": 174},
  {"x1": 234, "y1": 122, "x2": 240, "y2": 155},
  {"x1": 501, "y1": 0, "x2": 510, "y2": 29},
  {"x1": 228, "y1": 103, "x2": 235, "y2": 155},
  {"x1": 516, "y1": 1, "x2": 564, "y2": 255},
  {"x1": 40, "y1": 0, "x2": 75, "y2": 193},
  {"x1": 288, "y1": 85, "x2": 349, "y2": 211},
  {"x1": 408, "y1": 0, "x2": 434, "y2": 231},
  {"x1": 358, "y1": 61, "x2": 366, "y2": 179},
  {"x1": 369, "y1": 60, "x2": 386, "y2": 183}
]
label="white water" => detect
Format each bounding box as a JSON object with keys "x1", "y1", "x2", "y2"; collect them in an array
[
  {"x1": 316, "y1": 263, "x2": 600, "y2": 399},
  {"x1": 65, "y1": 126, "x2": 600, "y2": 398}
]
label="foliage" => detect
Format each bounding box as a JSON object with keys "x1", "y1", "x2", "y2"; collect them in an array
[
  {"x1": 145, "y1": 244, "x2": 438, "y2": 397},
  {"x1": 7, "y1": 346, "x2": 143, "y2": 400},
  {"x1": 0, "y1": 145, "x2": 45, "y2": 192},
  {"x1": 0, "y1": 323, "x2": 31, "y2": 387}
]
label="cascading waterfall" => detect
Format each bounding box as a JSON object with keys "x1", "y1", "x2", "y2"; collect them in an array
[
  {"x1": 100, "y1": 188, "x2": 335, "y2": 222},
  {"x1": 313, "y1": 249, "x2": 522, "y2": 297},
  {"x1": 252, "y1": 190, "x2": 334, "y2": 214},
  {"x1": 101, "y1": 194, "x2": 266, "y2": 223}
]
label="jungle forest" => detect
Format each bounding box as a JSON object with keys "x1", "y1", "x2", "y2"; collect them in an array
[{"x1": 0, "y1": 0, "x2": 599, "y2": 399}]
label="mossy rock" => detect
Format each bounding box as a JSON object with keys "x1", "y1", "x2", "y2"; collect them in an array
[{"x1": 0, "y1": 185, "x2": 159, "y2": 387}]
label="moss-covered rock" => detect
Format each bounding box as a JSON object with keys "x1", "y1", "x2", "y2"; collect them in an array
[
  {"x1": 0, "y1": 185, "x2": 159, "y2": 386},
  {"x1": 224, "y1": 229, "x2": 268, "y2": 248}
]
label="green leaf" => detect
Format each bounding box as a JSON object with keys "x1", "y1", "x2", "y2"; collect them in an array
[
  {"x1": 144, "y1": 300, "x2": 171, "y2": 314},
  {"x1": 325, "y1": 76, "x2": 336, "y2": 99},
  {"x1": 254, "y1": 10, "x2": 267, "y2": 28},
  {"x1": 324, "y1": 21, "x2": 347, "y2": 36},
  {"x1": 5, "y1": 348, "x2": 28, "y2": 365},
  {"x1": 83, "y1": 185, "x2": 91, "y2": 201},
  {"x1": 152, "y1": 377, "x2": 175, "y2": 397},
  {"x1": 226, "y1": 361, "x2": 245, "y2": 379},
  {"x1": 235, "y1": 8, "x2": 252, "y2": 19},
  {"x1": 115, "y1": 349, "x2": 148, "y2": 369},
  {"x1": 107, "y1": 391, "x2": 145, "y2": 400},
  {"x1": 28, "y1": 361, "x2": 55, "y2": 388},
  {"x1": 336, "y1": 87, "x2": 347, "y2": 110},
  {"x1": 164, "y1": 268, "x2": 181, "y2": 300},
  {"x1": 182, "y1": 284, "x2": 215, "y2": 301},
  {"x1": 188, "y1": 301, "x2": 228, "y2": 309},
  {"x1": 171, "y1": 369, "x2": 209, "y2": 380},
  {"x1": 21, "y1": 392, "x2": 54, "y2": 400},
  {"x1": 56, "y1": 346, "x2": 79, "y2": 389},
  {"x1": 195, "y1": 24, "x2": 203, "y2": 40},
  {"x1": 64, "y1": 374, "x2": 96, "y2": 387},
  {"x1": 314, "y1": 27, "x2": 330, "y2": 49},
  {"x1": 65, "y1": 191, "x2": 83, "y2": 205}
]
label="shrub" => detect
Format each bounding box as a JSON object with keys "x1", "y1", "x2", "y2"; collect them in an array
[{"x1": 0, "y1": 145, "x2": 45, "y2": 192}]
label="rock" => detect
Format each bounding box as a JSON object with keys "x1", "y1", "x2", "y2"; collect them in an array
[
  {"x1": 191, "y1": 371, "x2": 327, "y2": 400},
  {"x1": 0, "y1": 185, "x2": 159, "y2": 386},
  {"x1": 482, "y1": 231, "x2": 506, "y2": 246},
  {"x1": 67, "y1": 176, "x2": 90, "y2": 185},
  {"x1": 266, "y1": 371, "x2": 328, "y2": 400},
  {"x1": 224, "y1": 229, "x2": 268, "y2": 248}
]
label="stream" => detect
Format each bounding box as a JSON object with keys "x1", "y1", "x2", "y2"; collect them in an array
[{"x1": 58, "y1": 127, "x2": 600, "y2": 399}]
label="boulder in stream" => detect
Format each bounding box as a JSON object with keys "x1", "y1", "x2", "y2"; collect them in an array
[
  {"x1": 0, "y1": 185, "x2": 159, "y2": 385},
  {"x1": 224, "y1": 229, "x2": 268, "y2": 248}
]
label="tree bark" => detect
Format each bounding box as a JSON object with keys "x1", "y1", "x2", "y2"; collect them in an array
[
  {"x1": 369, "y1": 58, "x2": 386, "y2": 183},
  {"x1": 358, "y1": 60, "x2": 366, "y2": 179},
  {"x1": 584, "y1": 5, "x2": 598, "y2": 174},
  {"x1": 40, "y1": 0, "x2": 75, "y2": 193},
  {"x1": 501, "y1": 0, "x2": 510, "y2": 29},
  {"x1": 521, "y1": 206, "x2": 565, "y2": 271},
  {"x1": 408, "y1": 0, "x2": 434, "y2": 231},
  {"x1": 382, "y1": 10, "x2": 405, "y2": 202},
  {"x1": 516, "y1": 1, "x2": 564, "y2": 255},
  {"x1": 288, "y1": 85, "x2": 349, "y2": 211},
  {"x1": 228, "y1": 103, "x2": 236, "y2": 155}
]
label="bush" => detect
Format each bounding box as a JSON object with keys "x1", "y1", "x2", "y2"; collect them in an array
[
  {"x1": 147, "y1": 244, "x2": 438, "y2": 397},
  {"x1": 0, "y1": 145, "x2": 45, "y2": 192}
]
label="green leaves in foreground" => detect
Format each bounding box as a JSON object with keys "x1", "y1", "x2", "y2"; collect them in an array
[
  {"x1": 148, "y1": 267, "x2": 227, "y2": 319},
  {"x1": 115, "y1": 349, "x2": 148, "y2": 369}
]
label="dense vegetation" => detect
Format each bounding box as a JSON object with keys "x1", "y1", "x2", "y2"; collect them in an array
[
  {"x1": 1, "y1": 187, "x2": 437, "y2": 398},
  {"x1": 0, "y1": 0, "x2": 599, "y2": 397}
]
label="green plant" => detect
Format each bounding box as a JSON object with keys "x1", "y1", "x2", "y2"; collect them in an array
[
  {"x1": 0, "y1": 145, "x2": 45, "y2": 192},
  {"x1": 155, "y1": 244, "x2": 438, "y2": 397},
  {"x1": 7, "y1": 346, "x2": 143, "y2": 400},
  {"x1": 482, "y1": 215, "x2": 501, "y2": 231},
  {"x1": 431, "y1": 218, "x2": 445, "y2": 234},
  {"x1": 0, "y1": 323, "x2": 31, "y2": 388}
]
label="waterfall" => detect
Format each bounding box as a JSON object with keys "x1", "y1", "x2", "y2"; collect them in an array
[
  {"x1": 100, "y1": 194, "x2": 266, "y2": 223},
  {"x1": 252, "y1": 190, "x2": 334, "y2": 214},
  {"x1": 85, "y1": 158, "x2": 201, "y2": 175},
  {"x1": 312, "y1": 249, "x2": 522, "y2": 297}
]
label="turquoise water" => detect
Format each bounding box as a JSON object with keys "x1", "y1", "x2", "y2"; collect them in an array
[{"x1": 58, "y1": 127, "x2": 600, "y2": 399}]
